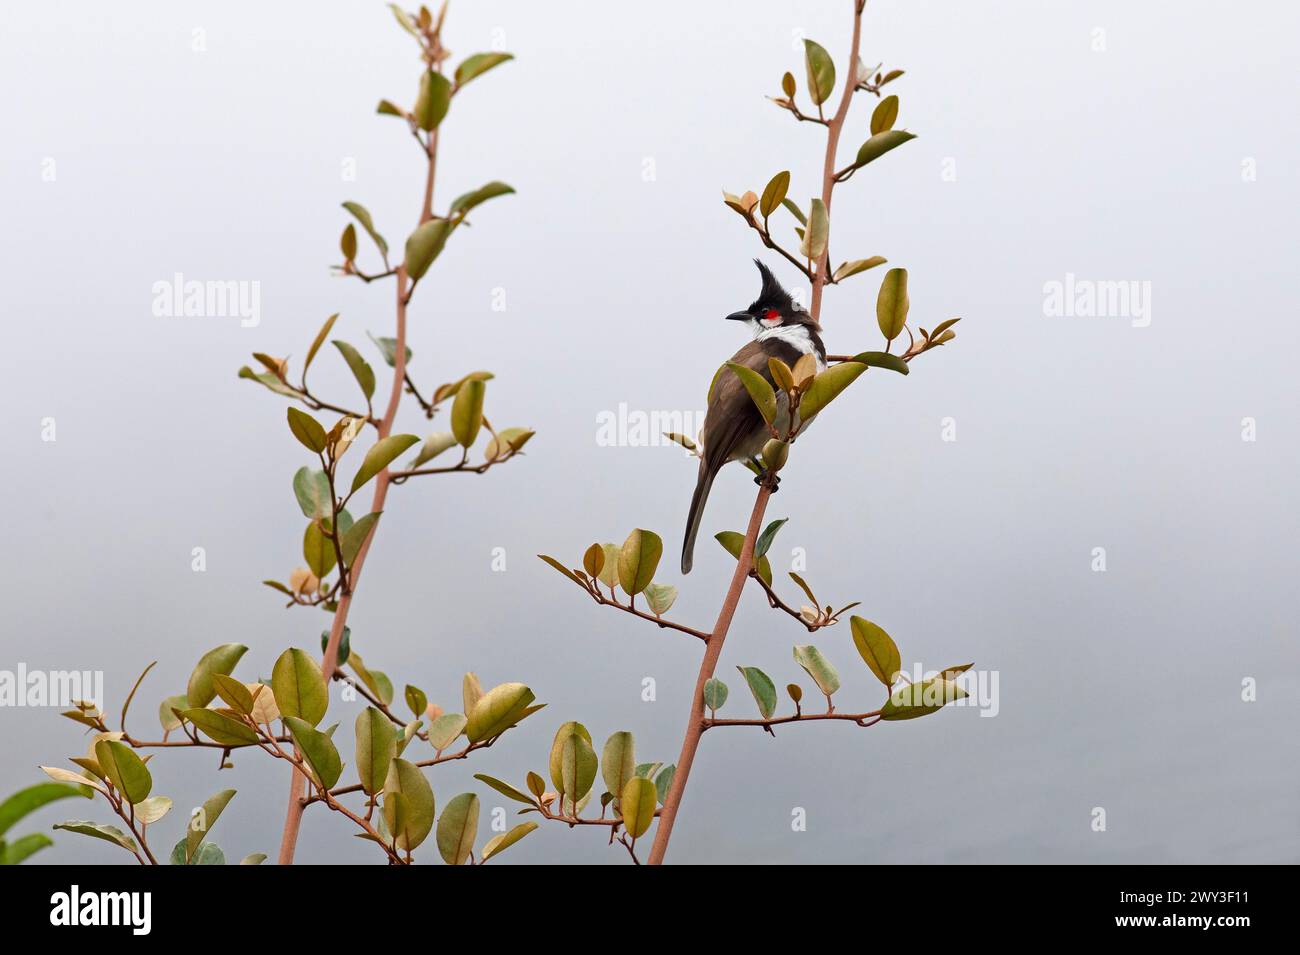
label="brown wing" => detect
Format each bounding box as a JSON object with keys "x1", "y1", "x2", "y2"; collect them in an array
[{"x1": 701, "y1": 339, "x2": 803, "y2": 468}]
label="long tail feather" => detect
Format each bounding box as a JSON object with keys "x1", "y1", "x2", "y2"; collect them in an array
[{"x1": 681, "y1": 461, "x2": 717, "y2": 574}]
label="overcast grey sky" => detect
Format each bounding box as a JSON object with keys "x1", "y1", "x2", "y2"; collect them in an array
[{"x1": 2, "y1": 0, "x2": 1297, "y2": 864}]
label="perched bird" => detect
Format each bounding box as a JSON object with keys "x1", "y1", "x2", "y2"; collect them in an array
[{"x1": 681, "y1": 260, "x2": 826, "y2": 574}]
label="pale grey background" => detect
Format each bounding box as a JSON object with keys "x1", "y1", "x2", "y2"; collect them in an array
[{"x1": 2, "y1": 0, "x2": 1296, "y2": 864}]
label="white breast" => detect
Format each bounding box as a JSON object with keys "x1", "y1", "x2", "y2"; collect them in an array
[{"x1": 755, "y1": 323, "x2": 827, "y2": 372}]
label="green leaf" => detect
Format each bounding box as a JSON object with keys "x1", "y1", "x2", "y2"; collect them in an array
[
  {"x1": 703, "y1": 678, "x2": 728, "y2": 713},
  {"x1": 449, "y1": 181, "x2": 516, "y2": 216},
  {"x1": 341, "y1": 202, "x2": 388, "y2": 258},
  {"x1": 801, "y1": 198, "x2": 828, "y2": 261},
  {"x1": 292, "y1": 467, "x2": 332, "y2": 520},
  {"x1": 411, "y1": 431, "x2": 458, "y2": 467},
  {"x1": 725, "y1": 362, "x2": 777, "y2": 425},
  {"x1": 654, "y1": 765, "x2": 675, "y2": 805},
  {"x1": 0, "y1": 783, "x2": 91, "y2": 838},
  {"x1": 832, "y1": 257, "x2": 887, "y2": 282},
  {"x1": 451, "y1": 378, "x2": 486, "y2": 447},
  {"x1": 876, "y1": 268, "x2": 909, "y2": 342},
  {"x1": 349, "y1": 652, "x2": 394, "y2": 706},
  {"x1": 134, "y1": 796, "x2": 172, "y2": 825},
  {"x1": 238, "y1": 365, "x2": 298, "y2": 398},
  {"x1": 53, "y1": 821, "x2": 137, "y2": 855},
  {"x1": 737, "y1": 666, "x2": 777, "y2": 719},
  {"x1": 186, "y1": 644, "x2": 248, "y2": 708},
  {"x1": 759, "y1": 171, "x2": 790, "y2": 219},
  {"x1": 597, "y1": 543, "x2": 620, "y2": 588},
  {"x1": 600, "y1": 732, "x2": 636, "y2": 804},
  {"x1": 285, "y1": 717, "x2": 342, "y2": 790},
  {"x1": 847, "y1": 351, "x2": 910, "y2": 375},
  {"x1": 405, "y1": 218, "x2": 453, "y2": 280},
  {"x1": 367, "y1": 331, "x2": 411, "y2": 368},
  {"x1": 850, "y1": 616, "x2": 902, "y2": 687},
  {"x1": 436, "y1": 792, "x2": 480, "y2": 865},
  {"x1": 340, "y1": 511, "x2": 381, "y2": 565},
  {"x1": 404, "y1": 685, "x2": 427, "y2": 719},
  {"x1": 642, "y1": 582, "x2": 678, "y2": 615},
  {"x1": 465, "y1": 683, "x2": 536, "y2": 743},
  {"x1": 388, "y1": 3, "x2": 418, "y2": 36},
  {"x1": 185, "y1": 789, "x2": 235, "y2": 863},
  {"x1": 484, "y1": 426, "x2": 533, "y2": 462},
  {"x1": 287, "y1": 407, "x2": 328, "y2": 453},
  {"x1": 455, "y1": 52, "x2": 514, "y2": 86},
  {"x1": 853, "y1": 130, "x2": 916, "y2": 169},
  {"x1": 792, "y1": 645, "x2": 841, "y2": 697},
  {"x1": 803, "y1": 39, "x2": 835, "y2": 105},
  {"x1": 384, "y1": 758, "x2": 435, "y2": 852},
  {"x1": 871, "y1": 94, "x2": 899, "y2": 134},
  {"x1": 797, "y1": 361, "x2": 869, "y2": 420},
  {"x1": 782, "y1": 197, "x2": 806, "y2": 225},
  {"x1": 169, "y1": 839, "x2": 224, "y2": 865},
  {"x1": 880, "y1": 678, "x2": 968, "y2": 720},
  {"x1": 351, "y1": 434, "x2": 420, "y2": 493},
  {"x1": 755, "y1": 518, "x2": 787, "y2": 558},
  {"x1": 303, "y1": 520, "x2": 337, "y2": 578},
  {"x1": 473, "y1": 774, "x2": 533, "y2": 805},
  {"x1": 549, "y1": 722, "x2": 597, "y2": 808},
  {"x1": 620, "y1": 778, "x2": 657, "y2": 839},
  {"x1": 355, "y1": 707, "x2": 396, "y2": 796},
  {"x1": 240, "y1": 852, "x2": 267, "y2": 865},
  {"x1": 158, "y1": 695, "x2": 188, "y2": 732},
  {"x1": 212, "y1": 673, "x2": 254, "y2": 714},
  {"x1": 481, "y1": 821, "x2": 537, "y2": 861},
  {"x1": 463, "y1": 672, "x2": 483, "y2": 714},
  {"x1": 304, "y1": 313, "x2": 339, "y2": 374},
  {"x1": 182, "y1": 708, "x2": 258, "y2": 747},
  {"x1": 714, "y1": 531, "x2": 773, "y2": 587},
  {"x1": 617, "y1": 529, "x2": 663, "y2": 596},
  {"x1": 414, "y1": 70, "x2": 452, "y2": 130},
  {"x1": 2, "y1": 832, "x2": 53, "y2": 864},
  {"x1": 332, "y1": 340, "x2": 376, "y2": 401},
  {"x1": 271, "y1": 648, "x2": 329, "y2": 727},
  {"x1": 427, "y1": 712, "x2": 468, "y2": 751},
  {"x1": 94, "y1": 740, "x2": 151, "y2": 805}
]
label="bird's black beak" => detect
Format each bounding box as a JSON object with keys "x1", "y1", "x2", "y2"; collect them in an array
[{"x1": 725, "y1": 311, "x2": 752, "y2": 322}]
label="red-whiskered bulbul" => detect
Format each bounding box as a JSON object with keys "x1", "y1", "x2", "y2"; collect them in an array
[{"x1": 681, "y1": 260, "x2": 827, "y2": 574}]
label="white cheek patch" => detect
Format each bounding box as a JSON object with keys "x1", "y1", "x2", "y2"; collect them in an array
[{"x1": 761, "y1": 316, "x2": 782, "y2": 327}]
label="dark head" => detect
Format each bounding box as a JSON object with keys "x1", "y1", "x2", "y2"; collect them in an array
[{"x1": 725, "y1": 260, "x2": 819, "y2": 335}]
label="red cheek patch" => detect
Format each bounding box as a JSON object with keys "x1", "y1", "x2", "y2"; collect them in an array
[{"x1": 764, "y1": 309, "x2": 780, "y2": 322}]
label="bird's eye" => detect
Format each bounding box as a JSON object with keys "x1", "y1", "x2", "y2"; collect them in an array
[{"x1": 763, "y1": 309, "x2": 780, "y2": 322}]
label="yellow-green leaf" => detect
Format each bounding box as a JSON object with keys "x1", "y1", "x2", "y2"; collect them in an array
[
  {"x1": 355, "y1": 707, "x2": 396, "y2": 796},
  {"x1": 792, "y1": 645, "x2": 840, "y2": 697},
  {"x1": 455, "y1": 52, "x2": 514, "y2": 87},
  {"x1": 725, "y1": 362, "x2": 777, "y2": 425},
  {"x1": 759, "y1": 171, "x2": 791, "y2": 219},
  {"x1": 451, "y1": 378, "x2": 485, "y2": 447},
  {"x1": 185, "y1": 789, "x2": 235, "y2": 863},
  {"x1": 880, "y1": 677, "x2": 968, "y2": 720},
  {"x1": 549, "y1": 722, "x2": 596, "y2": 808},
  {"x1": 801, "y1": 198, "x2": 828, "y2": 261},
  {"x1": 620, "y1": 777, "x2": 657, "y2": 839},
  {"x1": 351, "y1": 434, "x2": 419, "y2": 493},
  {"x1": 737, "y1": 666, "x2": 777, "y2": 719},
  {"x1": 186, "y1": 644, "x2": 248, "y2": 708},
  {"x1": 436, "y1": 792, "x2": 479, "y2": 864},
  {"x1": 384, "y1": 758, "x2": 434, "y2": 851},
  {"x1": 427, "y1": 712, "x2": 467, "y2": 751},
  {"x1": 832, "y1": 257, "x2": 887, "y2": 282},
  {"x1": 93, "y1": 740, "x2": 151, "y2": 805},
  {"x1": 871, "y1": 94, "x2": 899, "y2": 134},
  {"x1": 876, "y1": 268, "x2": 909, "y2": 342},
  {"x1": 803, "y1": 39, "x2": 835, "y2": 105},
  {"x1": 797, "y1": 362, "x2": 868, "y2": 420},
  {"x1": 465, "y1": 683, "x2": 535, "y2": 743},
  {"x1": 851, "y1": 616, "x2": 901, "y2": 687},
  {"x1": 341, "y1": 203, "x2": 388, "y2": 257},
  {"x1": 481, "y1": 821, "x2": 537, "y2": 860},
  {"x1": 600, "y1": 731, "x2": 636, "y2": 803},
  {"x1": 413, "y1": 70, "x2": 452, "y2": 130},
  {"x1": 332, "y1": 340, "x2": 375, "y2": 400},
  {"x1": 854, "y1": 130, "x2": 916, "y2": 169},
  {"x1": 617, "y1": 529, "x2": 663, "y2": 596},
  {"x1": 181, "y1": 708, "x2": 258, "y2": 747},
  {"x1": 271, "y1": 648, "x2": 328, "y2": 727},
  {"x1": 714, "y1": 531, "x2": 773, "y2": 586},
  {"x1": 285, "y1": 717, "x2": 342, "y2": 790}
]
